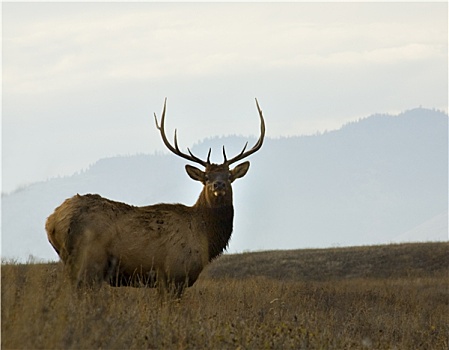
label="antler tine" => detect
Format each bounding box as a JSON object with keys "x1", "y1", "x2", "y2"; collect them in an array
[
  {"x1": 225, "y1": 98, "x2": 266, "y2": 165},
  {"x1": 222, "y1": 146, "x2": 227, "y2": 163},
  {"x1": 154, "y1": 98, "x2": 208, "y2": 167},
  {"x1": 207, "y1": 148, "x2": 212, "y2": 164},
  {"x1": 187, "y1": 147, "x2": 211, "y2": 165}
]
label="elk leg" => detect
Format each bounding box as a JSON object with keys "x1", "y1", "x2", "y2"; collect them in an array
[{"x1": 73, "y1": 239, "x2": 109, "y2": 287}]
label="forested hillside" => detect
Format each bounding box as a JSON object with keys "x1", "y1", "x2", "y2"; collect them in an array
[{"x1": 2, "y1": 108, "x2": 447, "y2": 261}]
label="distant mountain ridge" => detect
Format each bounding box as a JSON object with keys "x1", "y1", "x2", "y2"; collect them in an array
[{"x1": 2, "y1": 108, "x2": 447, "y2": 261}]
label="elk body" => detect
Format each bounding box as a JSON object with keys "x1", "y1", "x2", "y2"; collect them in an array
[{"x1": 46, "y1": 99, "x2": 265, "y2": 294}]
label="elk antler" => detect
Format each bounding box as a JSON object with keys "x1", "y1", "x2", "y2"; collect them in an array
[
  {"x1": 223, "y1": 98, "x2": 266, "y2": 165},
  {"x1": 154, "y1": 98, "x2": 265, "y2": 167},
  {"x1": 154, "y1": 98, "x2": 211, "y2": 167}
]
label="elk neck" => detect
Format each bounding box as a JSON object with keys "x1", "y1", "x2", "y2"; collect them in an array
[{"x1": 193, "y1": 188, "x2": 234, "y2": 261}]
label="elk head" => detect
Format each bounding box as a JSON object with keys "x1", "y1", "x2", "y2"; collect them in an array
[{"x1": 154, "y1": 99, "x2": 265, "y2": 209}]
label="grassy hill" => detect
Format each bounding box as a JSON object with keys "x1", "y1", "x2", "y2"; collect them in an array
[
  {"x1": 205, "y1": 242, "x2": 449, "y2": 281},
  {"x1": 2, "y1": 242, "x2": 448, "y2": 349}
]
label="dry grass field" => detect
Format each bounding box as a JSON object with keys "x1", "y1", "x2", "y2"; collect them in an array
[{"x1": 2, "y1": 242, "x2": 448, "y2": 349}]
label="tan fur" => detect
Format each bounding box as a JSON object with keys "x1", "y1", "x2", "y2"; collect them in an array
[{"x1": 46, "y1": 163, "x2": 249, "y2": 294}]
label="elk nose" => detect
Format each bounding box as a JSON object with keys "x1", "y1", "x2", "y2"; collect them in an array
[{"x1": 213, "y1": 181, "x2": 226, "y2": 191}]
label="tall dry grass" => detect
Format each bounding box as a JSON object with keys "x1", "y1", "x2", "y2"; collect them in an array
[{"x1": 2, "y1": 242, "x2": 448, "y2": 349}]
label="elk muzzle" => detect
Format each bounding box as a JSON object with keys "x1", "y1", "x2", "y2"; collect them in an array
[{"x1": 212, "y1": 180, "x2": 227, "y2": 197}]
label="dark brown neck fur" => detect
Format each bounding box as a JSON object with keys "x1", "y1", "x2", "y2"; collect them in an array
[{"x1": 194, "y1": 190, "x2": 234, "y2": 261}]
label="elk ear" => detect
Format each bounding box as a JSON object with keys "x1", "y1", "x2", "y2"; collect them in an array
[
  {"x1": 230, "y1": 161, "x2": 250, "y2": 182},
  {"x1": 185, "y1": 165, "x2": 206, "y2": 183}
]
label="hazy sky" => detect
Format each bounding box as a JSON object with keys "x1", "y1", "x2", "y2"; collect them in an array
[{"x1": 2, "y1": 2, "x2": 448, "y2": 193}]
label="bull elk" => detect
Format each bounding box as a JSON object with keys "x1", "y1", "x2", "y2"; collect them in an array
[{"x1": 45, "y1": 99, "x2": 265, "y2": 295}]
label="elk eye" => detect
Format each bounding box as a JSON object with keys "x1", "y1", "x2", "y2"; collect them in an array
[{"x1": 204, "y1": 174, "x2": 209, "y2": 181}]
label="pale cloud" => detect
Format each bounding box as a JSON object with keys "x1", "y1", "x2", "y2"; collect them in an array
[
  {"x1": 296, "y1": 43, "x2": 446, "y2": 67},
  {"x1": 4, "y1": 3, "x2": 447, "y2": 95}
]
